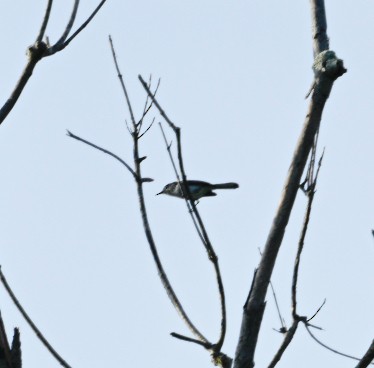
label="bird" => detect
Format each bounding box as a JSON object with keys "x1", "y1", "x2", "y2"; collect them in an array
[{"x1": 157, "y1": 180, "x2": 239, "y2": 201}]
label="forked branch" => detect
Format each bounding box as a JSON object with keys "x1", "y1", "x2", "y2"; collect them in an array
[
  {"x1": 233, "y1": 1, "x2": 346, "y2": 367},
  {"x1": 139, "y1": 76, "x2": 228, "y2": 362},
  {"x1": 0, "y1": 0, "x2": 108, "y2": 125}
]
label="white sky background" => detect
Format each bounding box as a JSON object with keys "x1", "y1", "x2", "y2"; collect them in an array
[{"x1": 0, "y1": 1, "x2": 373, "y2": 367}]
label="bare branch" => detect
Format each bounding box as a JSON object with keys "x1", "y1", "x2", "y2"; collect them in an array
[
  {"x1": 140, "y1": 76, "x2": 227, "y2": 351},
  {"x1": 48, "y1": 0, "x2": 108, "y2": 55},
  {"x1": 257, "y1": 248, "x2": 286, "y2": 331},
  {"x1": 109, "y1": 35, "x2": 136, "y2": 126},
  {"x1": 171, "y1": 332, "x2": 213, "y2": 349},
  {"x1": 138, "y1": 117, "x2": 155, "y2": 139},
  {"x1": 36, "y1": 0, "x2": 53, "y2": 43},
  {"x1": 108, "y1": 41, "x2": 209, "y2": 345},
  {"x1": 267, "y1": 320, "x2": 299, "y2": 368},
  {"x1": 233, "y1": 2, "x2": 346, "y2": 366},
  {"x1": 0, "y1": 0, "x2": 107, "y2": 124},
  {"x1": 138, "y1": 76, "x2": 161, "y2": 129},
  {"x1": 0, "y1": 41, "x2": 48, "y2": 125},
  {"x1": 0, "y1": 266, "x2": 72, "y2": 368},
  {"x1": 355, "y1": 340, "x2": 374, "y2": 368},
  {"x1": 292, "y1": 175, "x2": 316, "y2": 318},
  {"x1": 158, "y1": 123, "x2": 207, "y2": 247},
  {"x1": 305, "y1": 324, "x2": 374, "y2": 365},
  {"x1": 310, "y1": 0, "x2": 329, "y2": 56},
  {"x1": 307, "y1": 299, "x2": 326, "y2": 322},
  {"x1": 54, "y1": 0, "x2": 80, "y2": 46},
  {"x1": 138, "y1": 75, "x2": 178, "y2": 131},
  {"x1": 66, "y1": 130, "x2": 138, "y2": 179}
]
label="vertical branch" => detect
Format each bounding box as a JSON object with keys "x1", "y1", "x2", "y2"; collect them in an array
[
  {"x1": 233, "y1": 1, "x2": 346, "y2": 367},
  {"x1": 139, "y1": 76, "x2": 227, "y2": 353},
  {"x1": 108, "y1": 38, "x2": 209, "y2": 345},
  {"x1": 310, "y1": 0, "x2": 329, "y2": 56},
  {"x1": 36, "y1": 0, "x2": 54, "y2": 43},
  {"x1": 54, "y1": 0, "x2": 80, "y2": 46},
  {"x1": 0, "y1": 0, "x2": 108, "y2": 124}
]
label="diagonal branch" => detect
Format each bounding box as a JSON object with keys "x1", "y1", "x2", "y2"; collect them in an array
[
  {"x1": 139, "y1": 75, "x2": 227, "y2": 355},
  {"x1": 48, "y1": 0, "x2": 108, "y2": 55},
  {"x1": 355, "y1": 340, "x2": 374, "y2": 368},
  {"x1": 304, "y1": 324, "x2": 374, "y2": 365},
  {"x1": 233, "y1": 1, "x2": 346, "y2": 367},
  {"x1": 54, "y1": 0, "x2": 80, "y2": 47},
  {"x1": 267, "y1": 320, "x2": 298, "y2": 368},
  {"x1": 66, "y1": 130, "x2": 138, "y2": 179},
  {"x1": 0, "y1": 267, "x2": 72, "y2": 368},
  {"x1": 0, "y1": 41, "x2": 48, "y2": 125},
  {"x1": 0, "y1": 0, "x2": 108, "y2": 125},
  {"x1": 158, "y1": 123, "x2": 208, "y2": 247}
]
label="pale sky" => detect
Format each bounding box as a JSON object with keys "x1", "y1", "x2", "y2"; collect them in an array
[{"x1": 0, "y1": 1, "x2": 373, "y2": 367}]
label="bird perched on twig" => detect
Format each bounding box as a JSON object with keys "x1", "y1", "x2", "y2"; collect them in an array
[{"x1": 157, "y1": 180, "x2": 239, "y2": 201}]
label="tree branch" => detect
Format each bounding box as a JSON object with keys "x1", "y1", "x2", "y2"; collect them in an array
[
  {"x1": 66, "y1": 130, "x2": 138, "y2": 180},
  {"x1": 355, "y1": 340, "x2": 374, "y2": 368},
  {"x1": 48, "y1": 0, "x2": 108, "y2": 55},
  {"x1": 233, "y1": 1, "x2": 346, "y2": 367},
  {"x1": 108, "y1": 38, "x2": 210, "y2": 345},
  {"x1": 54, "y1": 0, "x2": 80, "y2": 47},
  {"x1": 36, "y1": 0, "x2": 53, "y2": 43},
  {"x1": 0, "y1": 0, "x2": 108, "y2": 125},
  {"x1": 139, "y1": 75, "x2": 227, "y2": 353},
  {"x1": 0, "y1": 267, "x2": 72, "y2": 368},
  {"x1": 267, "y1": 320, "x2": 298, "y2": 368},
  {"x1": 304, "y1": 324, "x2": 374, "y2": 365}
]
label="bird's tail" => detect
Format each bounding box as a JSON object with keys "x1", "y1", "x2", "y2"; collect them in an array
[{"x1": 211, "y1": 182, "x2": 239, "y2": 190}]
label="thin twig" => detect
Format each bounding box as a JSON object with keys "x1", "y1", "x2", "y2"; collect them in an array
[
  {"x1": 36, "y1": 0, "x2": 53, "y2": 43},
  {"x1": 55, "y1": 0, "x2": 79, "y2": 46},
  {"x1": 0, "y1": 0, "x2": 107, "y2": 124},
  {"x1": 158, "y1": 123, "x2": 207, "y2": 247},
  {"x1": 257, "y1": 247, "x2": 286, "y2": 331},
  {"x1": 108, "y1": 38, "x2": 209, "y2": 344},
  {"x1": 138, "y1": 76, "x2": 161, "y2": 129},
  {"x1": 267, "y1": 320, "x2": 299, "y2": 368},
  {"x1": 292, "y1": 148, "x2": 324, "y2": 319},
  {"x1": 304, "y1": 324, "x2": 374, "y2": 365},
  {"x1": 139, "y1": 75, "x2": 227, "y2": 351},
  {"x1": 307, "y1": 299, "x2": 326, "y2": 322},
  {"x1": 138, "y1": 118, "x2": 155, "y2": 139},
  {"x1": 171, "y1": 332, "x2": 213, "y2": 349},
  {"x1": 67, "y1": 130, "x2": 138, "y2": 179},
  {"x1": 109, "y1": 35, "x2": 136, "y2": 126},
  {"x1": 0, "y1": 267, "x2": 72, "y2": 368},
  {"x1": 48, "y1": 0, "x2": 108, "y2": 55}
]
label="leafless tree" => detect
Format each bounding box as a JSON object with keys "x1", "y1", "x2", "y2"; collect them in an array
[
  {"x1": 1, "y1": 1, "x2": 373, "y2": 368},
  {"x1": 0, "y1": 1, "x2": 108, "y2": 367},
  {"x1": 0, "y1": 0, "x2": 108, "y2": 125}
]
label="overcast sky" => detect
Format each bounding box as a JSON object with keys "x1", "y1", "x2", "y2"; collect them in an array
[{"x1": 0, "y1": 1, "x2": 373, "y2": 367}]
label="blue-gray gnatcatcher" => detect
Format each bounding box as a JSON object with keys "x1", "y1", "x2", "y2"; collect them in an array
[{"x1": 157, "y1": 180, "x2": 239, "y2": 200}]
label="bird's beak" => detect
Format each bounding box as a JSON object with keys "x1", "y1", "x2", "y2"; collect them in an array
[{"x1": 156, "y1": 191, "x2": 163, "y2": 196}]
